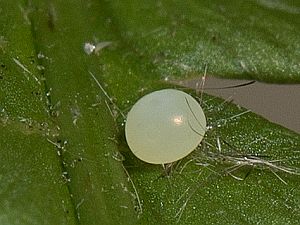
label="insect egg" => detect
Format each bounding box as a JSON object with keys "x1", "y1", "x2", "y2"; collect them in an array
[{"x1": 125, "y1": 89, "x2": 206, "y2": 164}]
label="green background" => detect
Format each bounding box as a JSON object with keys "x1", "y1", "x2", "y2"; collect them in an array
[{"x1": 1, "y1": 1, "x2": 300, "y2": 224}]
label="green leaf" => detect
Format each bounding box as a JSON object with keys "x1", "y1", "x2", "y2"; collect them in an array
[
  {"x1": 1, "y1": 1, "x2": 300, "y2": 225},
  {"x1": 1, "y1": 1, "x2": 137, "y2": 224},
  {"x1": 106, "y1": 0, "x2": 300, "y2": 83},
  {"x1": 0, "y1": 1, "x2": 76, "y2": 224},
  {"x1": 123, "y1": 95, "x2": 300, "y2": 224}
]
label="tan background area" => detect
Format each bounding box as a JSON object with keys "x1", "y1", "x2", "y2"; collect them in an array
[{"x1": 179, "y1": 77, "x2": 300, "y2": 134}]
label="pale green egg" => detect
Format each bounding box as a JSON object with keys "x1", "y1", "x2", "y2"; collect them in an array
[{"x1": 125, "y1": 89, "x2": 206, "y2": 164}]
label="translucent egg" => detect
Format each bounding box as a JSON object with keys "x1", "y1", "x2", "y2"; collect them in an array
[{"x1": 125, "y1": 89, "x2": 206, "y2": 164}]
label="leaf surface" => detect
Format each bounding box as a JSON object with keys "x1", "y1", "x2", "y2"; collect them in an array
[{"x1": 1, "y1": 1, "x2": 300, "y2": 225}]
